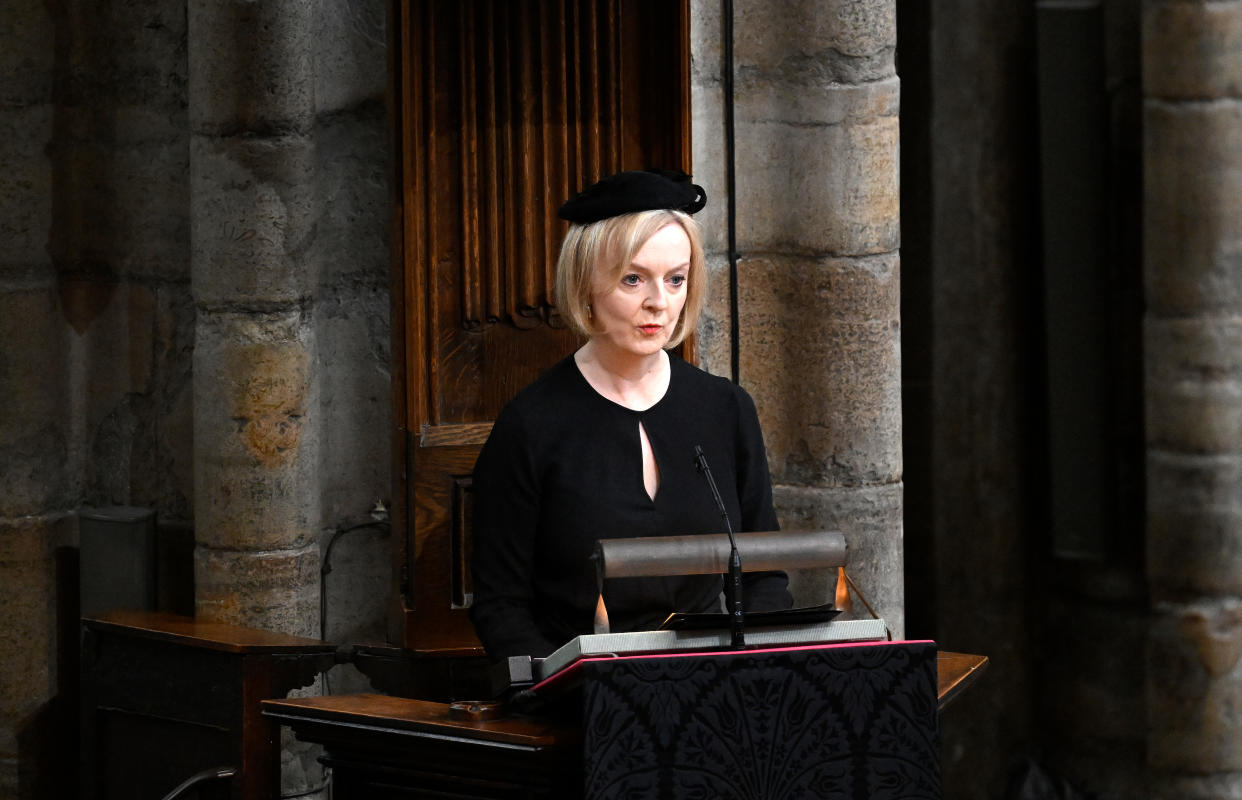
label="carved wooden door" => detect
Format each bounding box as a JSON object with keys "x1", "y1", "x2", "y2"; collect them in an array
[{"x1": 391, "y1": 0, "x2": 692, "y2": 656}]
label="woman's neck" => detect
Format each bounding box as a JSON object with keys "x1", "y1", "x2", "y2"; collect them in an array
[{"x1": 574, "y1": 342, "x2": 671, "y2": 411}]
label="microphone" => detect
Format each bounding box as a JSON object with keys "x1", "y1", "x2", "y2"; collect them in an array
[{"x1": 694, "y1": 445, "x2": 745, "y2": 649}]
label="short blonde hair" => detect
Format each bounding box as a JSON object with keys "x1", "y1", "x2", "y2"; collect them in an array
[{"x1": 555, "y1": 210, "x2": 705, "y2": 347}]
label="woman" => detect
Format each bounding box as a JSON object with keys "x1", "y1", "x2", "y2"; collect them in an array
[{"x1": 469, "y1": 170, "x2": 792, "y2": 659}]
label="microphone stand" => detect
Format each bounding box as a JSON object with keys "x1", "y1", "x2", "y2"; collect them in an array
[{"x1": 694, "y1": 445, "x2": 745, "y2": 649}]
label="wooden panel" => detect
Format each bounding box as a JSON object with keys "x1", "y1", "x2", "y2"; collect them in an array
[{"x1": 393, "y1": 0, "x2": 692, "y2": 656}]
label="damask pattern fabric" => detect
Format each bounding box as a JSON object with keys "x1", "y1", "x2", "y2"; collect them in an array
[{"x1": 580, "y1": 642, "x2": 940, "y2": 800}]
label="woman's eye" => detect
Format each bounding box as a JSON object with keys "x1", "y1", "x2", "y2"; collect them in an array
[
  {"x1": 667, "y1": 274, "x2": 687, "y2": 288},
  {"x1": 621, "y1": 274, "x2": 641, "y2": 287}
]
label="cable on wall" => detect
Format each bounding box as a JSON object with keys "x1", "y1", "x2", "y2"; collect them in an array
[{"x1": 723, "y1": 0, "x2": 740, "y2": 384}]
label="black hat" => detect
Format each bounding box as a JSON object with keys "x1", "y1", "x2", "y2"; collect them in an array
[{"x1": 557, "y1": 169, "x2": 707, "y2": 224}]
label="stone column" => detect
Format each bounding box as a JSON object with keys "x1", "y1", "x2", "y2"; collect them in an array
[
  {"x1": 695, "y1": 0, "x2": 903, "y2": 632},
  {"x1": 1144, "y1": 2, "x2": 1242, "y2": 797},
  {"x1": 188, "y1": 0, "x2": 320, "y2": 637}
]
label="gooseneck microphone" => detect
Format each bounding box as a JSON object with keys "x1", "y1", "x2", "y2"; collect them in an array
[{"x1": 694, "y1": 445, "x2": 745, "y2": 649}]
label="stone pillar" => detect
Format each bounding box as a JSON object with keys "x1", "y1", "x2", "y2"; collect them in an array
[
  {"x1": 188, "y1": 0, "x2": 320, "y2": 637},
  {"x1": 0, "y1": 8, "x2": 66, "y2": 788},
  {"x1": 1144, "y1": 2, "x2": 1242, "y2": 797},
  {"x1": 694, "y1": 0, "x2": 903, "y2": 632}
]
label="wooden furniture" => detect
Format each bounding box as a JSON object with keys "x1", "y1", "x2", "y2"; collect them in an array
[
  {"x1": 265, "y1": 647, "x2": 986, "y2": 799},
  {"x1": 388, "y1": 0, "x2": 695, "y2": 678},
  {"x1": 81, "y1": 611, "x2": 336, "y2": 800},
  {"x1": 937, "y1": 650, "x2": 989, "y2": 708},
  {"x1": 264, "y1": 694, "x2": 581, "y2": 799}
]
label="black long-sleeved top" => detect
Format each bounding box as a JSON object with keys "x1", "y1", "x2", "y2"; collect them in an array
[{"x1": 469, "y1": 354, "x2": 792, "y2": 658}]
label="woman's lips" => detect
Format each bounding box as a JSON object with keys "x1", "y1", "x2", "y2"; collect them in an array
[{"x1": 638, "y1": 324, "x2": 663, "y2": 335}]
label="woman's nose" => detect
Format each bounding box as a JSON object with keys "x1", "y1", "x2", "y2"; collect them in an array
[{"x1": 644, "y1": 283, "x2": 668, "y2": 309}]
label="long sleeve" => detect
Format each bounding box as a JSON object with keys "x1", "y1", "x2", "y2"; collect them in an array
[{"x1": 468, "y1": 406, "x2": 560, "y2": 658}]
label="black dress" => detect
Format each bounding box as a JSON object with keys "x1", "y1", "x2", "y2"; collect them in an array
[{"x1": 469, "y1": 353, "x2": 792, "y2": 658}]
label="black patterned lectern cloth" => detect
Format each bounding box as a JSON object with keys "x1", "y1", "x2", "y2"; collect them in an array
[{"x1": 576, "y1": 640, "x2": 940, "y2": 800}]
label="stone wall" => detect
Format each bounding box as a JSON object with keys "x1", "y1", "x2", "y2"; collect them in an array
[
  {"x1": 0, "y1": 1, "x2": 193, "y2": 793},
  {"x1": 0, "y1": 0, "x2": 389, "y2": 793},
  {"x1": 1144, "y1": 1, "x2": 1242, "y2": 797},
  {"x1": 187, "y1": 0, "x2": 389, "y2": 642},
  {"x1": 692, "y1": 0, "x2": 905, "y2": 634}
]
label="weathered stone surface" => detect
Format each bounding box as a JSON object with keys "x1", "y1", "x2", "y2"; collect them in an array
[
  {"x1": 312, "y1": 0, "x2": 386, "y2": 115},
  {"x1": 1148, "y1": 451, "x2": 1242, "y2": 598},
  {"x1": 194, "y1": 309, "x2": 318, "y2": 550},
  {"x1": 1149, "y1": 600, "x2": 1242, "y2": 772},
  {"x1": 1146, "y1": 315, "x2": 1242, "y2": 454},
  {"x1": 47, "y1": 136, "x2": 190, "y2": 283},
  {"x1": 0, "y1": 106, "x2": 54, "y2": 274},
  {"x1": 739, "y1": 254, "x2": 901, "y2": 486},
  {"x1": 1040, "y1": 586, "x2": 1148, "y2": 798},
  {"x1": 315, "y1": 283, "x2": 389, "y2": 524},
  {"x1": 689, "y1": 0, "x2": 724, "y2": 88},
  {"x1": 0, "y1": 0, "x2": 54, "y2": 108},
  {"x1": 190, "y1": 133, "x2": 316, "y2": 307},
  {"x1": 1151, "y1": 771, "x2": 1242, "y2": 800},
  {"x1": 774, "y1": 483, "x2": 903, "y2": 638},
  {"x1": 1144, "y1": 100, "x2": 1242, "y2": 316},
  {"x1": 48, "y1": 0, "x2": 187, "y2": 110},
  {"x1": 737, "y1": 74, "x2": 900, "y2": 129},
  {"x1": 1147, "y1": 315, "x2": 1242, "y2": 385},
  {"x1": 1144, "y1": 1, "x2": 1242, "y2": 100},
  {"x1": 85, "y1": 283, "x2": 196, "y2": 518},
  {"x1": 317, "y1": 520, "x2": 389, "y2": 643},
  {"x1": 0, "y1": 291, "x2": 71, "y2": 517},
  {"x1": 695, "y1": 254, "x2": 732, "y2": 380},
  {"x1": 0, "y1": 515, "x2": 72, "y2": 722},
  {"x1": 690, "y1": 84, "x2": 728, "y2": 256},
  {"x1": 313, "y1": 106, "x2": 389, "y2": 287},
  {"x1": 1148, "y1": 380, "x2": 1242, "y2": 455},
  {"x1": 734, "y1": 0, "x2": 895, "y2": 85},
  {"x1": 187, "y1": 0, "x2": 314, "y2": 135},
  {"x1": 735, "y1": 112, "x2": 899, "y2": 256},
  {"x1": 194, "y1": 543, "x2": 320, "y2": 637}
]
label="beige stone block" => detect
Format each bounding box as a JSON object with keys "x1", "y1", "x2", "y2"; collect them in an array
[
  {"x1": 1146, "y1": 316, "x2": 1242, "y2": 384},
  {"x1": 774, "y1": 483, "x2": 904, "y2": 638},
  {"x1": 1149, "y1": 600, "x2": 1242, "y2": 772},
  {"x1": 694, "y1": 254, "x2": 733, "y2": 378},
  {"x1": 734, "y1": 0, "x2": 895, "y2": 81},
  {"x1": 187, "y1": 0, "x2": 314, "y2": 134},
  {"x1": 1144, "y1": 1, "x2": 1242, "y2": 100},
  {"x1": 194, "y1": 310, "x2": 319, "y2": 550},
  {"x1": 1145, "y1": 101, "x2": 1242, "y2": 315},
  {"x1": 1148, "y1": 451, "x2": 1242, "y2": 598},
  {"x1": 195, "y1": 544, "x2": 320, "y2": 638},
  {"x1": 1147, "y1": 380, "x2": 1242, "y2": 455},
  {"x1": 690, "y1": 0, "x2": 724, "y2": 87},
  {"x1": 0, "y1": 516, "x2": 71, "y2": 722},
  {"x1": 191, "y1": 133, "x2": 316, "y2": 307},
  {"x1": 1150, "y1": 772, "x2": 1242, "y2": 800},
  {"x1": 690, "y1": 84, "x2": 728, "y2": 255},
  {"x1": 739, "y1": 254, "x2": 901, "y2": 486},
  {"x1": 737, "y1": 75, "x2": 900, "y2": 129},
  {"x1": 735, "y1": 113, "x2": 899, "y2": 256}
]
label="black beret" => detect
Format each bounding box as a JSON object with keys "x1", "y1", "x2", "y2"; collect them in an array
[{"x1": 557, "y1": 169, "x2": 707, "y2": 224}]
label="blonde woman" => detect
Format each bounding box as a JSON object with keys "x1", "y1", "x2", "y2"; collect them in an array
[{"x1": 469, "y1": 170, "x2": 791, "y2": 658}]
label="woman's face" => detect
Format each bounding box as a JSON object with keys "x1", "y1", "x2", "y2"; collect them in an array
[{"x1": 589, "y1": 222, "x2": 691, "y2": 362}]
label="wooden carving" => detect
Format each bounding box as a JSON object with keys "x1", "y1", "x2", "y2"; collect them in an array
[{"x1": 392, "y1": 0, "x2": 691, "y2": 656}]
